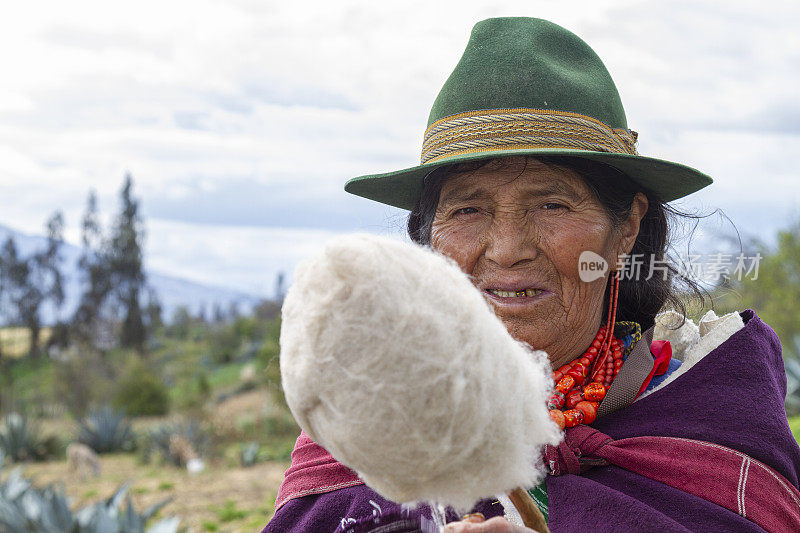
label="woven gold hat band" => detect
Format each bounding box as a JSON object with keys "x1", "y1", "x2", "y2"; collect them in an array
[{"x1": 420, "y1": 108, "x2": 638, "y2": 165}]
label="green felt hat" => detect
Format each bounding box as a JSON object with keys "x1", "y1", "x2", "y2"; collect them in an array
[{"x1": 344, "y1": 17, "x2": 712, "y2": 209}]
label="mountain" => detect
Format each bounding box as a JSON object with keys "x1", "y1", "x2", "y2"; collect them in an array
[{"x1": 0, "y1": 224, "x2": 260, "y2": 325}]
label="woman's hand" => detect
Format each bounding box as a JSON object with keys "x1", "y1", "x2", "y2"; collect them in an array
[{"x1": 444, "y1": 513, "x2": 540, "y2": 532}]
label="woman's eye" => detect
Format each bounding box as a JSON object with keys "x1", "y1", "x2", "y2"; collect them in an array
[
  {"x1": 454, "y1": 207, "x2": 478, "y2": 215},
  {"x1": 542, "y1": 202, "x2": 567, "y2": 210}
]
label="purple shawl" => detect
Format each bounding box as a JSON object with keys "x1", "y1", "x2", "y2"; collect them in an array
[{"x1": 263, "y1": 311, "x2": 800, "y2": 532}]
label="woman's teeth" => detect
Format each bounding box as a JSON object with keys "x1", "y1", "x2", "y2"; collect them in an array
[{"x1": 488, "y1": 289, "x2": 543, "y2": 298}]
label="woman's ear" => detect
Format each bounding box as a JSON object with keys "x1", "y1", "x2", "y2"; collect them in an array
[{"x1": 618, "y1": 192, "x2": 649, "y2": 256}]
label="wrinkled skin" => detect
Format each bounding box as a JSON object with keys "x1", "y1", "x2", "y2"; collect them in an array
[
  {"x1": 431, "y1": 157, "x2": 648, "y2": 532},
  {"x1": 430, "y1": 156, "x2": 648, "y2": 370}
]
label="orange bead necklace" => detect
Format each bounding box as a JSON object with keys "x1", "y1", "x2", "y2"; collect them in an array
[{"x1": 548, "y1": 271, "x2": 622, "y2": 430}]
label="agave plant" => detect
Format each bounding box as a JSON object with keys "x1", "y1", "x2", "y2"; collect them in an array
[
  {"x1": 78, "y1": 406, "x2": 135, "y2": 454},
  {"x1": 0, "y1": 413, "x2": 55, "y2": 462},
  {"x1": 147, "y1": 422, "x2": 209, "y2": 467},
  {"x1": 0, "y1": 451, "x2": 180, "y2": 532},
  {"x1": 73, "y1": 483, "x2": 179, "y2": 533},
  {"x1": 240, "y1": 441, "x2": 260, "y2": 467}
]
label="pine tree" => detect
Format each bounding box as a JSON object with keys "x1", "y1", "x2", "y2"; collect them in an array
[
  {"x1": 0, "y1": 239, "x2": 9, "y2": 325},
  {"x1": 0, "y1": 237, "x2": 25, "y2": 326},
  {"x1": 169, "y1": 306, "x2": 192, "y2": 339},
  {"x1": 41, "y1": 211, "x2": 66, "y2": 312},
  {"x1": 0, "y1": 237, "x2": 38, "y2": 357},
  {"x1": 0, "y1": 238, "x2": 15, "y2": 397},
  {"x1": 274, "y1": 271, "x2": 286, "y2": 303},
  {"x1": 0, "y1": 216, "x2": 65, "y2": 360},
  {"x1": 25, "y1": 211, "x2": 66, "y2": 358},
  {"x1": 144, "y1": 288, "x2": 163, "y2": 333},
  {"x1": 196, "y1": 303, "x2": 208, "y2": 324},
  {"x1": 212, "y1": 303, "x2": 226, "y2": 324},
  {"x1": 108, "y1": 174, "x2": 147, "y2": 352},
  {"x1": 228, "y1": 301, "x2": 241, "y2": 321},
  {"x1": 74, "y1": 190, "x2": 112, "y2": 347}
]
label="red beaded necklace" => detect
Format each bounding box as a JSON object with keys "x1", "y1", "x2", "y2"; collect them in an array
[{"x1": 548, "y1": 271, "x2": 622, "y2": 430}]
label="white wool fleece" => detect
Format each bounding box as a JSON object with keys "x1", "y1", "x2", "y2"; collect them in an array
[{"x1": 280, "y1": 234, "x2": 561, "y2": 510}]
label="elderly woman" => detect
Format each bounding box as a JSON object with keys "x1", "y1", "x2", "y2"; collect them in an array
[{"x1": 264, "y1": 18, "x2": 800, "y2": 532}]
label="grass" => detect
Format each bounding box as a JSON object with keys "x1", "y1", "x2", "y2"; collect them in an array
[
  {"x1": 0, "y1": 356, "x2": 60, "y2": 416},
  {"x1": 213, "y1": 500, "x2": 248, "y2": 522},
  {"x1": 207, "y1": 362, "x2": 248, "y2": 390},
  {"x1": 788, "y1": 414, "x2": 800, "y2": 440}
]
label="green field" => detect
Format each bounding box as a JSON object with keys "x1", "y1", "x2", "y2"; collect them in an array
[{"x1": 2, "y1": 310, "x2": 800, "y2": 532}]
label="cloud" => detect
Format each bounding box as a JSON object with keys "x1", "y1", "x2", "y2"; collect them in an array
[
  {"x1": 580, "y1": 0, "x2": 800, "y2": 135},
  {"x1": 144, "y1": 175, "x2": 407, "y2": 230},
  {"x1": 0, "y1": 0, "x2": 797, "y2": 292},
  {"x1": 241, "y1": 79, "x2": 359, "y2": 111},
  {"x1": 43, "y1": 25, "x2": 171, "y2": 56},
  {"x1": 650, "y1": 128, "x2": 799, "y2": 250}
]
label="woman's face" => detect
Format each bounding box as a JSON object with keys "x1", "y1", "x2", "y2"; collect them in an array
[{"x1": 430, "y1": 157, "x2": 646, "y2": 369}]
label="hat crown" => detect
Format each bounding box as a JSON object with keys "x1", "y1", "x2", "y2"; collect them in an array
[
  {"x1": 428, "y1": 17, "x2": 628, "y2": 130},
  {"x1": 343, "y1": 17, "x2": 713, "y2": 210}
]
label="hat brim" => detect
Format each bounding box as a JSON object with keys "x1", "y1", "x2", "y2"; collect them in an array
[{"x1": 344, "y1": 149, "x2": 713, "y2": 210}]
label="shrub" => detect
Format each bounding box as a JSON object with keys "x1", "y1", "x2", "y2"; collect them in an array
[
  {"x1": 209, "y1": 326, "x2": 240, "y2": 365},
  {"x1": 231, "y1": 317, "x2": 257, "y2": 341},
  {"x1": 54, "y1": 351, "x2": 115, "y2": 418},
  {"x1": 173, "y1": 372, "x2": 212, "y2": 412},
  {"x1": 198, "y1": 372, "x2": 212, "y2": 401},
  {"x1": 77, "y1": 406, "x2": 135, "y2": 453},
  {"x1": 112, "y1": 363, "x2": 169, "y2": 416},
  {"x1": 257, "y1": 331, "x2": 285, "y2": 407}
]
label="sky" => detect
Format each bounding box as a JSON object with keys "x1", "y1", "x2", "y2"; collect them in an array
[{"x1": 0, "y1": 0, "x2": 798, "y2": 297}]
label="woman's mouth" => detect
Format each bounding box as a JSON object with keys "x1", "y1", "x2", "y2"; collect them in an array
[
  {"x1": 486, "y1": 288, "x2": 544, "y2": 298},
  {"x1": 483, "y1": 287, "x2": 552, "y2": 308}
]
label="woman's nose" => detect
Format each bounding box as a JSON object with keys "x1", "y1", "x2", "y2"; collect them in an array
[{"x1": 483, "y1": 213, "x2": 540, "y2": 268}]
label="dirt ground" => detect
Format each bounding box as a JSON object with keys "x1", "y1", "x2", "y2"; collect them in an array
[{"x1": 17, "y1": 454, "x2": 289, "y2": 532}]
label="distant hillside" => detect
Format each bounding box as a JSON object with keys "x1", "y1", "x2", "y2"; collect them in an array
[{"x1": 0, "y1": 224, "x2": 260, "y2": 325}]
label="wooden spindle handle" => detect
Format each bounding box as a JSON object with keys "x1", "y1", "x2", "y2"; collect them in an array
[{"x1": 508, "y1": 487, "x2": 550, "y2": 533}]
